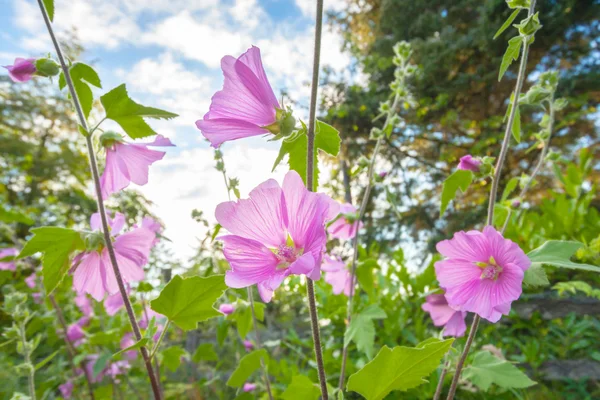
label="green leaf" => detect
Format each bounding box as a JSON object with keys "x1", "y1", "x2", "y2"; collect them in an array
[
  {"x1": 62, "y1": 62, "x2": 102, "y2": 120},
  {"x1": 463, "y1": 351, "x2": 536, "y2": 391},
  {"x1": 498, "y1": 36, "x2": 522, "y2": 81},
  {"x1": 100, "y1": 84, "x2": 178, "y2": 139},
  {"x1": 440, "y1": 170, "x2": 473, "y2": 216},
  {"x1": 553, "y1": 281, "x2": 600, "y2": 300},
  {"x1": 150, "y1": 275, "x2": 227, "y2": 331},
  {"x1": 0, "y1": 206, "x2": 34, "y2": 225},
  {"x1": 272, "y1": 120, "x2": 341, "y2": 189},
  {"x1": 511, "y1": 103, "x2": 521, "y2": 142},
  {"x1": 93, "y1": 352, "x2": 112, "y2": 378},
  {"x1": 18, "y1": 227, "x2": 85, "y2": 294},
  {"x1": 527, "y1": 241, "x2": 600, "y2": 273},
  {"x1": 494, "y1": 9, "x2": 521, "y2": 39},
  {"x1": 227, "y1": 349, "x2": 267, "y2": 387},
  {"x1": 501, "y1": 177, "x2": 520, "y2": 201},
  {"x1": 347, "y1": 338, "x2": 454, "y2": 400},
  {"x1": 192, "y1": 343, "x2": 218, "y2": 363},
  {"x1": 522, "y1": 265, "x2": 549, "y2": 287},
  {"x1": 344, "y1": 305, "x2": 387, "y2": 359},
  {"x1": 113, "y1": 338, "x2": 148, "y2": 358},
  {"x1": 34, "y1": 350, "x2": 59, "y2": 371},
  {"x1": 281, "y1": 375, "x2": 321, "y2": 400},
  {"x1": 42, "y1": 0, "x2": 54, "y2": 21},
  {"x1": 234, "y1": 302, "x2": 266, "y2": 339},
  {"x1": 162, "y1": 346, "x2": 186, "y2": 372}
]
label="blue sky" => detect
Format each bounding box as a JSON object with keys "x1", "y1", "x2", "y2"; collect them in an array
[{"x1": 1, "y1": 0, "x2": 354, "y2": 261}]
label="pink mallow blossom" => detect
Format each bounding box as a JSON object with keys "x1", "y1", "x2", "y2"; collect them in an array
[
  {"x1": 0, "y1": 248, "x2": 18, "y2": 271},
  {"x1": 243, "y1": 383, "x2": 257, "y2": 392},
  {"x1": 99, "y1": 134, "x2": 174, "y2": 199},
  {"x1": 103, "y1": 289, "x2": 127, "y2": 316},
  {"x1": 435, "y1": 226, "x2": 530, "y2": 322},
  {"x1": 25, "y1": 272, "x2": 37, "y2": 289},
  {"x1": 72, "y1": 212, "x2": 155, "y2": 301},
  {"x1": 243, "y1": 340, "x2": 254, "y2": 351},
  {"x1": 457, "y1": 155, "x2": 481, "y2": 172},
  {"x1": 3, "y1": 58, "x2": 36, "y2": 82},
  {"x1": 120, "y1": 332, "x2": 137, "y2": 360},
  {"x1": 75, "y1": 292, "x2": 94, "y2": 316},
  {"x1": 327, "y1": 203, "x2": 363, "y2": 240},
  {"x1": 59, "y1": 380, "x2": 74, "y2": 399},
  {"x1": 321, "y1": 255, "x2": 352, "y2": 296},
  {"x1": 196, "y1": 46, "x2": 283, "y2": 148},
  {"x1": 219, "y1": 303, "x2": 235, "y2": 315},
  {"x1": 66, "y1": 317, "x2": 90, "y2": 345},
  {"x1": 421, "y1": 294, "x2": 467, "y2": 337},
  {"x1": 216, "y1": 170, "x2": 339, "y2": 302}
]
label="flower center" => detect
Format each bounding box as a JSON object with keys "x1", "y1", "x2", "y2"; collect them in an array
[
  {"x1": 273, "y1": 234, "x2": 303, "y2": 268},
  {"x1": 476, "y1": 256, "x2": 503, "y2": 281}
]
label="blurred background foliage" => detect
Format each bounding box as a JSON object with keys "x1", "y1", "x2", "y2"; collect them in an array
[{"x1": 1, "y1": 0, "x2": 599, "y2": 399}]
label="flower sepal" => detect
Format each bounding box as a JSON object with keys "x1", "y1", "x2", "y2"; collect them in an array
[
  {"x1": 99, "y1": 132, "x2": 125, "y2": 148},
  {"x1": 265, "y1": 107, "x2": 296, "y2": 141}
]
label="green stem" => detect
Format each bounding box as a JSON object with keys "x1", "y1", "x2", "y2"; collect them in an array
[
  {"x1": 248, "y1": 287, "x2": 274, "y2": 400},
  {"x1": 19, "y1": 322, "x2": 36, "y2": 400},
  {"x1": 150, "y1": 320, "x2": 171, "y2": 359}
]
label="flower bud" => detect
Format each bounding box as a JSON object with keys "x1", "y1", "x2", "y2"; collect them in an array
[
  {"x1": 99, "y1": 132, "x2": 124, "y2": 148},
  {"x1": 457, "y1": 155, "x2": 482, "y2": 172},
  {"x1": 515, "y1": 12, "x2": 542, "y2": 36},
  {"x1": 3, "y1": 57, "x2": 37, "y2": 83},
  {"x1": 35, "y1": 58, "x2": 60, "y2": 77}
]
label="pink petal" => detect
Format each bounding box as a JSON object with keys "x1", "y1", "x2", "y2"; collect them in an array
[
  {"x1": 90, "y1": 212, "x2": 126, "y2": 235},
  {"x1": 145, "y1": 134, "x2": 175, "y2": 147},
  {"x1": 73, "y1": 252, "x2": 106, "y2": 301},
  {"x1": 238, "y1": 46, "x2": 280, "y2": 109},
  {"x1": 434, "y1": 259, "x2": 482, "y2": 290},
  {"x1": 289, "y1": 252, "x2": 315, "y2": 276},
  {"x1": 483, "y1": 226, "x2": 530, "y2": 272},
  {"x1": 104, "y1": 291, "x2": 126, "y2": 316},
  {"x1": 221, "y1": 235, "x2": 280, "y2": 288},
  {"x1": 112, "y1": 228, "x2": 154, "y2": 284},
  {"x1": 100, "y1": 147, "x2": 132, "y2": 199},
  {"x1": 442, "y1": 311, "x2": 467, "y2": 337},
  {"x1": 196, "y1": 118, "x2": 269, "y2": 148},
  {"x1": 436, "y1": 230, "x2": 491, "y2": 263},
  {"x1": 115, "y1": 143, "x2": 165, "y2": 186}
]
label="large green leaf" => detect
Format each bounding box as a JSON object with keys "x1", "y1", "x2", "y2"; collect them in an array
[
  {"x1": 100, "y1": 84, "x2": 178, "y2": 139},
  {"x1": 161, "y1": 346, "x2": 186, "y2": 372},
  {"x1": 344, "y1": 305, "x2": 387, "y2": 359},
  {"x1": 463, "y1": 351, "x2": 536, "y2": 391},
  {"x1": 527, "y1": 241, "x2": 600, "y2": 272},
  {"x1": 226, "y1": 349, "x2": 267, "y2": 387},
  {"x1": 150, "y1": 275, "x2": 227, "y2": 331},
  {"x1": 440, "y1": 170, "x2": 473, "y2": 216},
  {"x1": 18, "y1": 227, "x2": 85, "y2": 294},
  {"x1": 59, "y1": 62, "x2": 102, "y2": 120},
  {"x1": 281, "y1": 375, "x2": 321, "y2": 400},
  {"x1": 499, "y1": 36, "x2": 522, "y2": 81},
  {"x1": 522, "y1": 264, "x2": 549, "y2": 287},
  {"x1": 347, "y1": 338, "x2": 454, "y2": 400},
  {"x1": 192, "y1": 343, "x2": 218, "y2": 363},
  {"x1": 272, "y1": 120, "x2": 341, "y2": 189}
]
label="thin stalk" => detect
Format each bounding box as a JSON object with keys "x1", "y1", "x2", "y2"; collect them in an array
[
  {"x1": 20, "y1": 322, "x2": 36, "y2": 400},
  {"x1": 150, "y1": 320, "x2": 171, "y2": 359},
  {"x1": 338, "y1": 92, "x2": 401, "y2": 390},
  {"x1": 305, "y1": 0, "x2": 328, "y2": 398},
  {"x1": 35, "y1": 1, "x2": 162, "y2": 397},
  {"x1": 433, "y1": 355, "x2": 450, "y2": 400},
  {"x1": 248, "y1": 287, "x2": 274, "y2": 400},
  {"x1": 447, "y1": 2, "x2": 537, "y2": 398}
]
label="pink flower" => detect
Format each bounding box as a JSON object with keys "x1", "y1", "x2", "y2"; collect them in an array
[
  {"x1": 457, "y1": 155, "x2": 481, "y2": 172},
  {"x1": 59, "y1": 380, "x2": 74, "y2": 399},
  {"x1": 25, "y1": 272, "x2": 37, "y2": 289},
  {"x1": 219, "y1": 303, "x2": 235, "y2": 315},
  {"x1": 216, "y1": 171, "x2": 339, "y2": 302},
  {"x1": 321, "y1": 255, "x2": 352, "y2": 296},
  {"x1": 120, "y1": 333, "x2": 137, "y2": 360},
  {"x1": 66, "y1": 317, "x2": 90, "y2": 345},
  {"x1": 3, "y1": 58, "x2": 36, "y2": 82},
  {"x1": 421, "y1": 294, "x2": 467, "y2": 337},
  {"x1": 327, "y1": 203, "x2": 363, "y2": 240},
  {"x1": 0, "y1": 248, "x2": 18, "y2": 271},
  {"x1": 196, "y1": 46, "x2": 285, "y2": 148},
  {"x1": 75, "y1": 292, "x2": 94, "y2": 315},
  {"x1": 72, "y1": 212, "x2": 155, "y2": 301},
  {"x1": 84, "y1": 355, "x2": 129, "y2": 383},
  {"x1": 104, "y1": 290, "x2": 126, "y2": 316},
  {"x1": 243, "y1": 382, "x2": 257, "y2": 392},
  {"x1": 243, "y1": 340, "x2": 254, "y2": 351},
  {"x1": 99, "y1": 134, "x2": 174, "y2": 199},
  {"x1": 435, "y1": 226, "x2": 530, "y2": 322}
]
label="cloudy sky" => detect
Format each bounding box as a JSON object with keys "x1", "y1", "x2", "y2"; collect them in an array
[{"x1": 0, "y1": 0, "x2": 357, "y2": 261}]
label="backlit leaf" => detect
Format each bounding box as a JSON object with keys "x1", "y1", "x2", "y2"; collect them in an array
[
  {"x1": 528, "y1": 241, "x2": 600, "y2": 273},
  {"x1": 440, "y1": 170, "x2": 473, "y2": 216},
  {"x1": 463, "y1": 351, "x2": 536, "y2": 391}
]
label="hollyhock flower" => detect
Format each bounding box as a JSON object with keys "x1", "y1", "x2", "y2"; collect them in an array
[
  {"x1": 327, "y1": 203, "x2": 363, "y2": 240},
  {"x1": 435, "y1": 226, "x2": 530, "y2": 322},
  {"x1": 59, "y1": 380, "x2": 74, "y2": 399},
  {"x1": 66, "y1": 317, "x2": 90, "y2": 345},
  {"x1": 321, "y1": 255, "x2": 352, "y2": 296},
  {"x1": 421, "y1": 294, "x2": 467, "y2": 337},
  {"x1": 75, "y1": 292, "x2": 94, "y2": 315},
  {"x1": 457, "y1": 155, "x2": 481, "y2": 172},
  {"x1": 104, "y1": 289, "x2": 127, "y2": 316},
  {"x1": 72, "y1": 212, "x2": 155, "y2": 301},
  {"x1": 243, "y1": 383, "x2": 257, "y2": 392},
  {"x1": 141, "y1": 216, "x2": 162, "y2": 245},
  {"x1": 216, "y1": 170, "x2": 339, "y2": 302},
  {"x1": 120, "y1": 332, "x2": 137, "y2": 360},
  {"x1": 0, "y1": 248, "x2": 18, "y2": 271},
  {"x1": 99, "y1": 133, "x2": 175, "y2": 199},
  {"x1": 84, "y1": 355, "x2": 129, "y2": 383},
  {"x1": 219, "y1": 303, "x2": 235, "y2": 315},
  {"x1": 196, "y1": 46, "x2": 295, "y2": 148},
  {"x1": 25, "y1": 273, "x2": 37, "y2": 289},
  {"x1": 243, "y1": 340, "x2": 254, "y2": 351},
  {"x1": 3, "y1": 58, "x2": 36, "y2": 82}
]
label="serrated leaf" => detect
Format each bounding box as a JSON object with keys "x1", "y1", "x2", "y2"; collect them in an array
[
  {"x1": 347, "y1": 338, "x2": 454, "y2": 400},
  {"x1": 512, "y1": 104, "x2": 521, "y2": 142},
  {"x1": 501, "y1": 177, "x2": 520, "y2": 201},
  {"x1": 499, "y1": 36, "x2": 522, "y2": 81},
  {"x1": 34, "y1": 350, "x2": 59, "y2": 371},
  {"x1": 281, "y1": 375, "x2": 321, "y2": 400},
  {"x1": 227, "y1": 349, "x2": 267, "y2": 387},
  {"x1": 440, "y1": 170, "x2": 473, "y2": 216},
  {"x1": 162, "y1": 346, "x2": 186, "y2": 372},
  {"x1": 272, "y1": 120, "x2": 341, "y2": 189},
  {"x1": 18, "y1": 227, "x2": 85, "y2": 294},
  {"x1": 463, "y1": 351, "x2": 536, "y2": 391},
  {"x1": 61, "y1": 62, "x2": 102, "y2": 120},
  {"x1": 522, "y1": 264, "x2": 549, "y2": 287},
  {"x1": 100, "y1": 84, "x2": 178, "y2": 139},
  {"x1": 113, "y1": 338, "x2": 148, "y2": 358},
  {"x1": 192, "y1": 343, "x2": 218, "y2": 363},
  {"x1": 344, "y1": 305, "x2": 387, "y2": 359},
  {"x1": 42, "y1": 0, "x2": 54, "y2": 21},
  {"x1": 494, "y1": 9, "x2": 521, "y2": 39},
  {"x1": 150, "y1": 275, "x2": 227, "y2": 331},
  {"x1": 528, "y1": 241, "x2": 600, "y2": 272}
]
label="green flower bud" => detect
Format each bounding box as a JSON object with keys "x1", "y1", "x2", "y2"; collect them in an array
[
  {"x1": 515, "y1": 12, "x2": 542, "y2": 36},
  {"x1": 35, "y1": 58, "x2": 60, "y2": 77},
  {"x1": 506, "y1": 0, "x2": 530, "y2": 9},
  {"x1": 99, "y1": 131, "x2": 124, "y2": 148}
]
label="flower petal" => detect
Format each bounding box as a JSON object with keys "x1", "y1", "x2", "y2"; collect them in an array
[
  {"x1": 73, "y1": 252, "x2": 106, "y2": 301},
  {"x1": 196, "y1": 118, "x2": 269, "y2": 148},
  {"x1": 221, "y1": 235, "x2": 280, "y2": 288}
]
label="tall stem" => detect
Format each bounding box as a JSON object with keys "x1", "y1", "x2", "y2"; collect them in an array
[
  {"x1": 305, "y1": 1, "x2": 328, "y2": 398},
  {"x1": 446, "y1": 2, "x2": 536, "y2": 398},
  {"x1": 338, "y1": 92, "x2": 401, "y2": 390},
  {"x1": 35, "y1": 1, "x2": 162, "y2": 397},
  {"x1": 20, "y1": 322, "x2": 36, "y2": 400},
  {"x1": 248, "y1": 287, "x2": 274, "y2": 400},
  {"x1": 433, "y1": 354, "x2": 450, "y2": 400}
]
